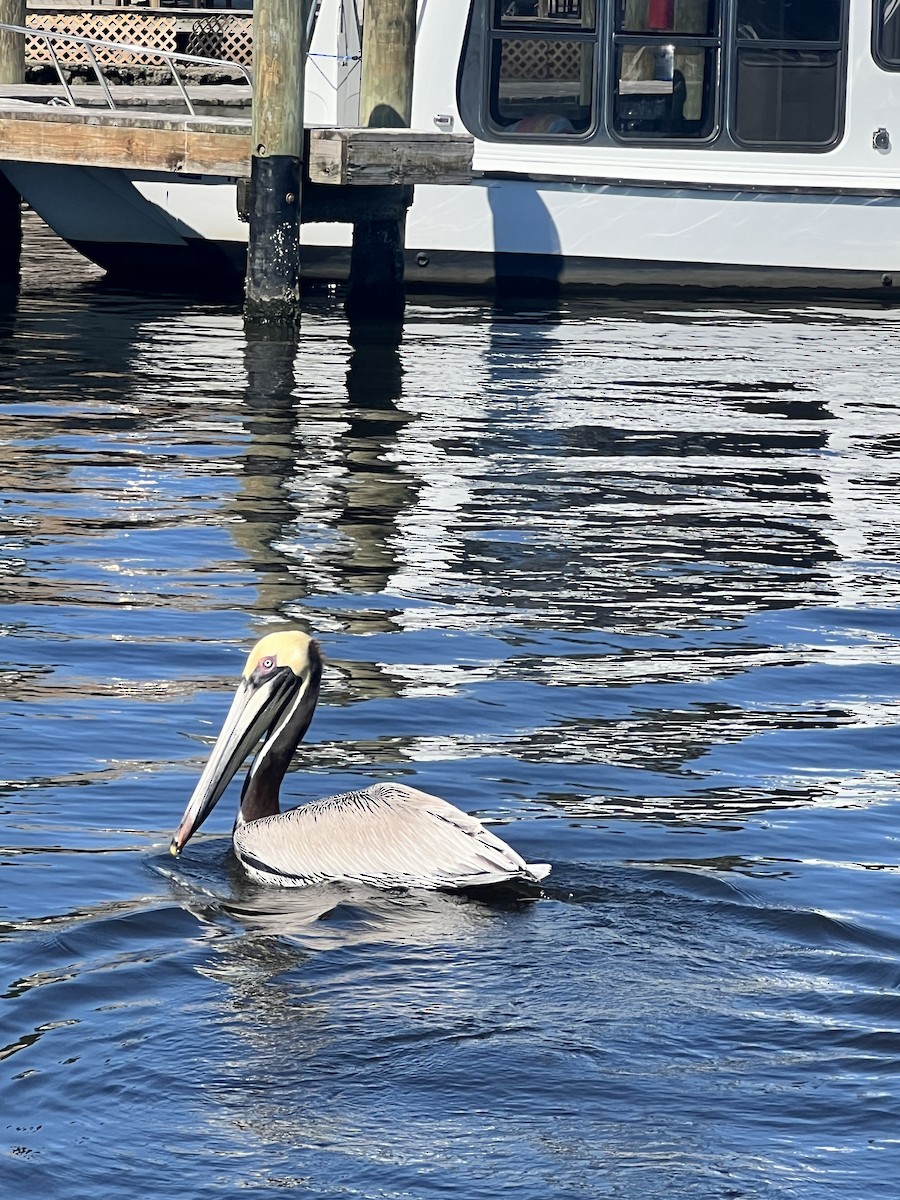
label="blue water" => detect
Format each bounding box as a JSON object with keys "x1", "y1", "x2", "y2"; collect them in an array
[{"x1": 2, "y1": 216, "x2": 900, "y2": 1198}]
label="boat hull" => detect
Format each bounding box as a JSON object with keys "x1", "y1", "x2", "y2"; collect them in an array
[{"x1": 5, "y1": 161, "x2": 900, "y2": 298}]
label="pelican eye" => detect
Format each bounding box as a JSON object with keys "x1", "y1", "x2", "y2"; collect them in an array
[{"x1": 258, "y1": 656, "x2": 277, "y2": 673}]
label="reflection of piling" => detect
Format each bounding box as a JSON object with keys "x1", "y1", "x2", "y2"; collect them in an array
[
  {"x1": 236, "y1": 325, "x2": 303, "y2": 618},
  {"x1": 0, "y1": 0, "x2": 23, "y2": 293},
  {"x1": 244, "y1": 0, "x2": 308, "y2": 324},
  {"x1": 346, "y1": 0, "x2": 417, "y2": 321},
  {"x1": 341, "y1": 318, "x2": 416, "y2": 607}
]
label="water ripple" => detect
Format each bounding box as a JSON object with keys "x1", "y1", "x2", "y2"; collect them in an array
[{"x1": 2, "y1": 218, "x2": 900, "y2": 1196}]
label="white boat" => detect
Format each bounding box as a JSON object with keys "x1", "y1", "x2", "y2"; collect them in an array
[{"x1": 6, "y1": 0, "x2": 900, "y2": 296}]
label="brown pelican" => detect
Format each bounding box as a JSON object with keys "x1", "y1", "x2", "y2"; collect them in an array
[{"x1": 170, "y1": 631, "x2": 550, "y2": 890}]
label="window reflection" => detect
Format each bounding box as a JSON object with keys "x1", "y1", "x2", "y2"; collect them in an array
[
  {"x1": 460, "y1": 0, "x2": 848, "y2": 149},
  {"x1": 732, "y1": 0, "x2": 845, "y2": 147},
  {"x1": 614, "y1": 43, "x2": 716, "y2": 137},
  {"x1": 734, "y1": 49, "x2": 840, "y2": 145},
  {"x1": 490, "y1": 37, "x2": 595, "y2": 134},
  {"x1": 616, "y1": 0, "x2": 718, "y2": 38},
  {"x1": 874, "y1": 0, "x2": 900, "y2": 68},
  {"x1": 735, "y1": 0, "x2": 842, "y2": 43},
  {"x1": 496, "y1": 0, "x2": 597, "y2": 30}
]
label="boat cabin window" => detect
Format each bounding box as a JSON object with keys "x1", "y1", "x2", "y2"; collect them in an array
[
  {"x1": 732, "y1": 0, "x2": 846, "y2": 146},
  {"x1": 874, "y1": 0, "x2": 900, "y2": 68},
  {"x1": 611, "y1": 1, "x2": 720, "y2": 140},
  {"x1": 484, "y1": 2, "x2": 599, "y2": 138},
  {"x1": 458, "y1": 0, "x2": 848, "y2": 150}
]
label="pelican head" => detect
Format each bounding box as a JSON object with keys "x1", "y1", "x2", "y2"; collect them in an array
[{"x1": 170, "y1": 630, "x2": 322, "y2": 855}]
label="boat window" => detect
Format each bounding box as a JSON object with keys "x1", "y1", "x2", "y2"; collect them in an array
[
  {"x1": 732, "y1": 0, "x2": 847, "y2": 147},
  {"x1": 495, "y1": 0, "x2": 598, "y2": 32},
  {"x1": 611, "y1": 2, "x2": 720, "y2": 139},
  {"x1": 613, "y1": 44, "x2": 717, "y2": 137},
  {"x1": 458, "y1": 0, "x2": 848, "y2": 151},
  {"x1": 874, "y1": 0, "x2": 900, "y2": 69},
  {"x1": 735, "y1": 0, "x2": 843, "y2": 42},
  {"x1": 488, "y1": 36, "x2": 596, "y2": 135},
  {"x1": 462, "y1": 0, "x2": 599, "y2": 138},
  {"x1": 617, "y1": 0, "x2": 717, "y2": 37}
]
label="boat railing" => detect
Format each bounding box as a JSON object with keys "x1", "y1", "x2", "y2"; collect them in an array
[{"x1": 0, "y1": 21, "x2": 253, "y2": 116}]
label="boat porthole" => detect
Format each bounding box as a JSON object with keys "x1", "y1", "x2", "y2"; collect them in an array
[
  {"x1": 882, "y1": 274, "x2": 893, "y2": 287},
  {"x1": 416, "y1": 253, "x2": 429, "y2": 268}
]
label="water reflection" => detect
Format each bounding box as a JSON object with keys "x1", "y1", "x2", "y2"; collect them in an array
[
  {"x1": 233, "y1": 326, "x2": 308, "y2": 619},
  {"x1": 338, "y1": 318, "x2": 416, "y2": 601},
  {"x1": 171, "y1": 857, "x2": 549, "y2": 1186},
  {"x1": 2, "y1": 271, "x2": 900, "y2": 838},
  {"x1": 193, "y1": 857, "x2": 495, "y2": 952},
  {"x1": 6, "y1": 222, "x2": 900, "y2": 1197},
  {"x1": 221, "y1": 315, "x2": 417, "y2": 622}
]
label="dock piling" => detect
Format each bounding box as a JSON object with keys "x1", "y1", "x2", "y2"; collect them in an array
[
  {"x1": 0, "y1": 0, "x2": 24, "y2": 85},
  {"x1": 358, "y1": 0, "x2": 417, "y2": 130},
  {"x1": 244, "y1": 0, "x2": 308, "y2": 325},
  {"x1": 0, "y1": 0, "x2": 24, "y2": 294},
  {"x1": 346, "y1": 0, "x2": 417, "y2": 320}
]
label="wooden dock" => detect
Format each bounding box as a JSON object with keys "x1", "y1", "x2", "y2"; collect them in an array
[
  {"x1": 0, "y1": 0, "x2": 471, "y2": 321},
  {"x1": 0, "y1": 96, "x2": 473, "y2": 190}
]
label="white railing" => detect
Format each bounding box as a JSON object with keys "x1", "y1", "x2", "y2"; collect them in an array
[{"x1": 0, "y1": 21, "x2": 252, "y2": 115}]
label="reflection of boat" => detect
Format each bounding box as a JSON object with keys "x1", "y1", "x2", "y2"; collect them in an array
[{"x1": 6, "y1": 0, "x2": 900, "y2": 295}]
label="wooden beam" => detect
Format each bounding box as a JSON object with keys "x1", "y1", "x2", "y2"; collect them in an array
[
  {"x1": 301, "y1": 182, "x2": 412, "y2": 225},
  {"x1": 0, "y1": 107, "x2": 252, "y2": 175},
  {"x1": 307, "y1": 128, "x2": 473, "y2": 186},
  {"x1": 0, "y1": 107, "x2": 474, "y2": 185}
]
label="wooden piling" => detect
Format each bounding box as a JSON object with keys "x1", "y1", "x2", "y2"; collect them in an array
[
  {"x1": 358, "y1": 0, "x2": 417, "y2": 129},
  {"x1": 0, "y1": 0, "x2": 25, "y2": 87},
  {"x1": 0, "y1": 0, "x2": 24, "y2": 295},
  {"x1": 244, "y1": 0, "x2": 307, "y2": 324},
  {"x1": 346, "y1": 0, "x2": 417, "y2": 320}
]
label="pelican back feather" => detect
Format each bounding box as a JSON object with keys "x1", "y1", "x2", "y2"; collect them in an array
[{"x1": 232, "y1": 782, "x2": 551, "y2": 890}]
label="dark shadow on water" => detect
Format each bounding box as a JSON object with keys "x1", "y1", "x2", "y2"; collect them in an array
[{"x1": 95, "y1": 270, "x2": 246, "y2": 306}]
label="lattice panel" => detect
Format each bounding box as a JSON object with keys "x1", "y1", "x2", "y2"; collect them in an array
[
  {"x1": 501, "y1": 39, "x2": 581, "y2": 81},
  {"x1": 26, "y1": 13, "x2": 176, "y2": 66},
  {"x1": 185, "y1": 16, "x2": 252, "y2": 67}
]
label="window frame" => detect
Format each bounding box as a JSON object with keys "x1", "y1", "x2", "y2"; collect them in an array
[
  {"x1": 458, "y1": 0, "x2": 851, "y2": 153},
  {"x1": 482, "y1": 2, "x2": 602, "y2": 142},
  {"x1": 606, "y1": 18, "x2": 723, "y2": 146},
  {"x1": 873, "y1": 0, "x2": 900, "y2": 71},
  {"x1": 729, "y1": 0, "x2": 850, "y2": 151}
]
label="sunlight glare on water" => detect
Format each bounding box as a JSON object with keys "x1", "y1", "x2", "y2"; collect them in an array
[{"x1": 2, "y1": 215, "x2": 900, "y2": 1198}]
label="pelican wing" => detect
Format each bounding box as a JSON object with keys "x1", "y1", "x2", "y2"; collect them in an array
[{"x1": 233, "y1": 782, "x2": 551, "y2": 890}]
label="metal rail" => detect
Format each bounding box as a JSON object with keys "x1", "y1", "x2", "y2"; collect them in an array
[{"x1": 0, "y1": 21, "x2": 253, "y2": 116}]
